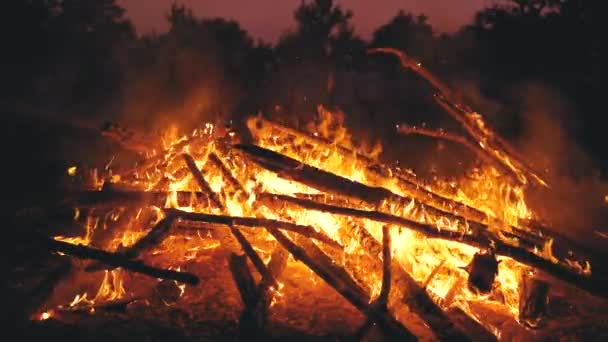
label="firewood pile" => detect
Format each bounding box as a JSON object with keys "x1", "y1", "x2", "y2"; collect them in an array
[{"x1": 17, "y1": 49, "x2": 608, "y2": 341}]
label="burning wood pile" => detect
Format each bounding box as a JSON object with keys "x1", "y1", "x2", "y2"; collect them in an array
[{"x1": 24, "y1": 49, "x2": 608, "y2": 340}]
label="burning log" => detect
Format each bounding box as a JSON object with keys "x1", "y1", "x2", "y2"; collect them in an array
[
  {"x1": 377, "y1": 225, "x2": 391, "y2": 309},
  {"x1": 229, "y1": 225, "x2": 276, "y2": 288},
  {"x1": 255, "y1": 193, "x2": 606, "y2": 299},
  {"x1": 236, "y1": 144, "x2": 541, "y2": 243},
  {"x1": 41, "y1": 236, "x2": 199, "y2": 285},
  {"x1": 518, "y1": 274, "x2": 550, "y2": 328},
  {"x1": 266, "y1": 227, "x2": 418, "y2": 341},
  {"x1": 164, "y1": 208, "x2": 341, "y2": 248},
  {"x1": 247, "y1": 117, "x2": 550, "y2": 248},
  {"x1": 258, "y1": 192, "x2": 479, "y2": 243},
  {"x1": 464, "y1": 250, "x2": 500, "y2": 294}
]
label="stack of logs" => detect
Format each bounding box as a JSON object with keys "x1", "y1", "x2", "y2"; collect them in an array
[{"x1": 24, "y1": 48, "x2": 608, "y2": 340}]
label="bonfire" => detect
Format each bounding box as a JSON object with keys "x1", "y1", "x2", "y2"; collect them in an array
[{"x1": 24, "y1": 49, "x2": 606, "y2": 340}]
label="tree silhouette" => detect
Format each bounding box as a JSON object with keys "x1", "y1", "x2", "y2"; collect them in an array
[{"x1": 371, "y1": 11, "x2": 434, "y2": 61}]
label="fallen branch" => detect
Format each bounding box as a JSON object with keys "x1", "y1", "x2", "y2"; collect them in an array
[{"x1": 41, "y1": 237, "x2": 199, "y2": 285}]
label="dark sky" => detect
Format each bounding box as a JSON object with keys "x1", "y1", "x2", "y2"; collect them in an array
[{"x1": 118, "y1": 0, "x2": 490, "y2": 42}]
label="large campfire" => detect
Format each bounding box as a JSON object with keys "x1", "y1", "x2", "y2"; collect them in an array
[{"x1": 22, "y1": 49, "x2": 608, "y2": 340}]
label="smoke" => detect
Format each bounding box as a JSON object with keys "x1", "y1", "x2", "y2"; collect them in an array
[{"x1": 512, "y1": 82, "x2": 608, "y2": 244}]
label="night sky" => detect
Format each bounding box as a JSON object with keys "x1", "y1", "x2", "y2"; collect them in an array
[{"x1": 118, "y1": 0, "x2": 489, "y2": 42}]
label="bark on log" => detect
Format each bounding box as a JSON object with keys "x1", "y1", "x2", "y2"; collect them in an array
[
  {"x1": 266, "y1": 227, "x2": 418, "y2": 341},
  {"x1": 41, "y1": 237, "x2": 200, "y2": 285}
]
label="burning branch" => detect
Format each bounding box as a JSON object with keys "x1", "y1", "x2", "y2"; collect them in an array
[
  {"x1": 369, "y1": 47, "x2": 548, "y2": 187},
  {"x1": 42, "y1": 236, "x2": 199, "y2": 285}
]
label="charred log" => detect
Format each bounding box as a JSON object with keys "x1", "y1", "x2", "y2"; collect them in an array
[{"x1": 464, "y1": 251, "x2": 500, "y2": 294}]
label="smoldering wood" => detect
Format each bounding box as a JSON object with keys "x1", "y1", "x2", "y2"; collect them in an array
[
  {"x1": 23, "y1": 256, "x2": 72, "y2": 320},
  {"x1": 518, "y1": 275, "x2": 550, "y2": 329},
  {"x1": 41, "y1": 236, "x2": 200, "y2": 285},
  {"x1": 446, "y1": 307, "x2": 497, "y2": 342},
  {"x1": 265, "y1": 227, "x2": 418, "y2": 341},
  {"x1": 164, "y1": 208, "x2": 342, "y2": 248}
]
